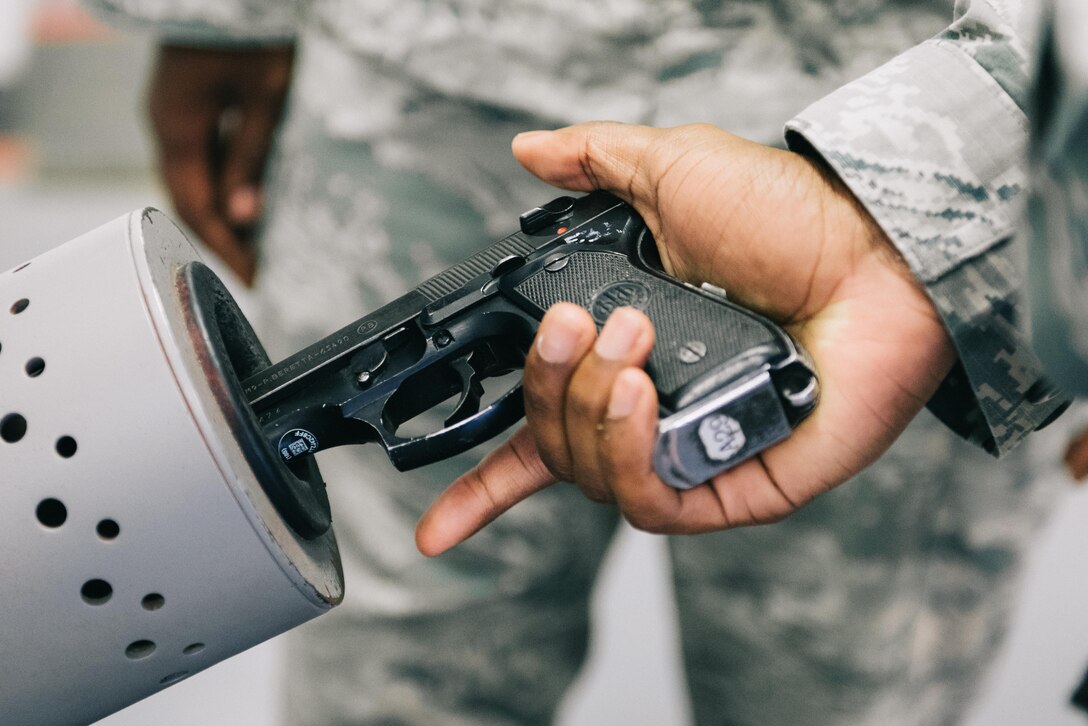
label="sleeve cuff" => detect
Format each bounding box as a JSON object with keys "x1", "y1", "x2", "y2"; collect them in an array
[
  {"x1": 786, "y1": 38, "x2": 1068, "y2": 455},
  {"x1": 85, "y1": 0, "x2": 297, "y2": 46}
]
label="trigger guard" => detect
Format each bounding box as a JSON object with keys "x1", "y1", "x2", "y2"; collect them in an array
[{"x1": 383, "y1": 383, "x2": 525, "y2": 471}]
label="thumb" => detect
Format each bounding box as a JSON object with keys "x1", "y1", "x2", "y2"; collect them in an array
[
  {"x1": 219, "y1": 102, "x2": 281, "y2": 227},
  {"x1": 415, "y1": 427, "x2": 557, "y2": 556},
  {"x1": 511, "y1": 122, "x2": 665, "y2": 203},
  {"x1": 1064, "y1": 428, "x2": 1088, "y2": 481}
]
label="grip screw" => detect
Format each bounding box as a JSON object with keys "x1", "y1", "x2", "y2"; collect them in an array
[
  {"x1": 544, "y1": 255, "x2": 571, "y2": 272},
  {"x1": 678, "y1": 341, "x2": 707, "y2": 364}
]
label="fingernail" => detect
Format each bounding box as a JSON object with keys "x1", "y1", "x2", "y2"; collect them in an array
[
  {"x1": 537, "y1": 325, "x2": 579, "y2": 363},
  {"x1": 229, "y1": 186, "x2": 260, "y2": 223},
  {"x1": 514, "y1": 130, "x2": 552, "y2": 143},
  {"x1": 608, "y1": 370, "x2": 643, "y2": 419},
  {"x1": 594, "y1": 309, "x2": 643, "y2": 360}
]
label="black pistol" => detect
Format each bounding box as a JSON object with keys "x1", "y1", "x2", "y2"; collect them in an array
[{"x1": 199, "y1": 192, "x2": 817, "y2": 537}]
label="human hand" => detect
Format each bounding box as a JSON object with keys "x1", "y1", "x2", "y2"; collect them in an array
[
  {"x1": 147, "y1": 44, "x2": 294, "y2": 285},
  {"x1": 1064, "y1": 427, "x2": 1088, "y2": 481},
  {"x1": 415, "y1": 122, "x2": 956, "y2": 555}
]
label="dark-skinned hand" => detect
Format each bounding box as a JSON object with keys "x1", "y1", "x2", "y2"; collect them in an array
[
  {"x1": 415, "y1": 122, "x2": 956, "y2": 556},
  {"x1": 148, "y1": 44, "x2": 294, "y2": 284}
]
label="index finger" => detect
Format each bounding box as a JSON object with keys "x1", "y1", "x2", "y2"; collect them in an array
[
  {"x1": 159, "y1": 147, "x2": 256, "y2": 283},
  {"x1": 415, "y1": 426, "x2": 556, "y2": 556}
]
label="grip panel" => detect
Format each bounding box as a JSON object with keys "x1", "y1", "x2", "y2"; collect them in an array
[{"x1": 515, "y1": 250, "x2": 780, "y2": 405}]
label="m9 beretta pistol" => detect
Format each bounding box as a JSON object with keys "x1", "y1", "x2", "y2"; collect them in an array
[{"x1": 217, "y1": 191, "x2": 816, "y2": 537}]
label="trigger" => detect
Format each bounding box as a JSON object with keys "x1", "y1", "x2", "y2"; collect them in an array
[{"x1": 445, "y1": 355, "x2": 485, "y2": 427}]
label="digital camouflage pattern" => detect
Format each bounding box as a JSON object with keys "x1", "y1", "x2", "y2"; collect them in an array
[
  {"x1": 786, "y1": 0, "x2": 1070, "y2": 456},
  {"x1": 1027, "y1": 0, "x2": 1088, "y2": 398},
  {"x1": 85, "y1": 1, "x2": 1067, "y2": 724},
  {"x1": 1020, "y1": 0, "x2": 1088, "y2": 710},
  {"x1": 1025, "y1": 3, "x2": 1088, "y2": 704},
  {"x1": 92, "y1": 0, "x2": 299, "y2": 45}
]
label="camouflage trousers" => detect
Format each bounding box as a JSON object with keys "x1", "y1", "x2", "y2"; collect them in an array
[{"x1": 249, "y1": 77, "x2": 1058, "y2": 726}]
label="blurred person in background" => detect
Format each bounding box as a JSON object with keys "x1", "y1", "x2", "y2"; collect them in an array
[
  {"x1": 0, "y1": 0, "x2": 35, "y2": 180},
  {"x1": 84, "y1": 1, "x2": 1065, "y2": 724},
  {"x1": 417, "y1": 0, "x2": 1088, "y2": 716},
  {"x1": 0, "y1": 0, "x2": 35, "y2": 83}
]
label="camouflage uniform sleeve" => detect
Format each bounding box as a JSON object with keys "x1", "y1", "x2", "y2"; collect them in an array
[
  {"x1": 785, "y1": 0, "x2": 1068, "y2": 457},
  {"x1": 83, "y1": 0, "x2": 299, "y2": 45}
]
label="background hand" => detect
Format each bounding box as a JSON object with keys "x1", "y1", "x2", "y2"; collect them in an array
[
  {"x1": 416, "y1": 122, "x2": 956, "y2": 556},
  {"x1": 148, "y1": 44, "x2": 294, "y2": 285},
  {"x1": 1064, "y1": 427, "x2": 1088, "y2": 481}
]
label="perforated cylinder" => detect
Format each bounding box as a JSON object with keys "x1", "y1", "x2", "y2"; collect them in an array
[{"x1": 0, "y1": 210, "x2": 343, "y2": 725}]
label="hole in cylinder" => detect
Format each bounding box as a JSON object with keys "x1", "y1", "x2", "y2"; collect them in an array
[
  {"x1": 96, "y1": 519, "x2": 119, "y2": 540},
  {"x1": 182, "y1": 643, "x2": 205, "y2": 656},
  {"x1": 159, "y1": 670, "x2": 189, "y2": 685},
  {"x1": 10, "y1": 298, "x2": 28, "y2": 314},
  {"x1": 125, "y1": 640, "x2": 156, "y2": 660},
  {"x1": 13, "y1": 262, "x2": 30, "y2": 273},
  {"x1": 1, "y1": 413, "x2": 27, "y2": 443},
  {"x1": 141, "y1": 593, "x2": 165, "y2": 611},
  {"x1": 56, "y1": 436, "x2": 77, "y2": 458},
  {"x1": 36, "y1": 498, "x2": 67, "y2": 528},
  {"x1": 81, "y1": 579, "x2": 113, "y2": 605},
  {"x1": 25, "y1": 357, "x2": 44, "y2": 377}
]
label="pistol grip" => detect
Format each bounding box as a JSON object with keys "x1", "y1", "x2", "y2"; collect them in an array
[{"x1": 510, "y1": 223, "x2": 817, "y2": 488}]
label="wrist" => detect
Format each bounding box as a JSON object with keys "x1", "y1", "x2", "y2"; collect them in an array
[
  {"x1": 793, "y1": 140, "x2": 927, "y2": 294},
  {"x1": 794, "y1": 145, "x2": 957, "y2": 383}
]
